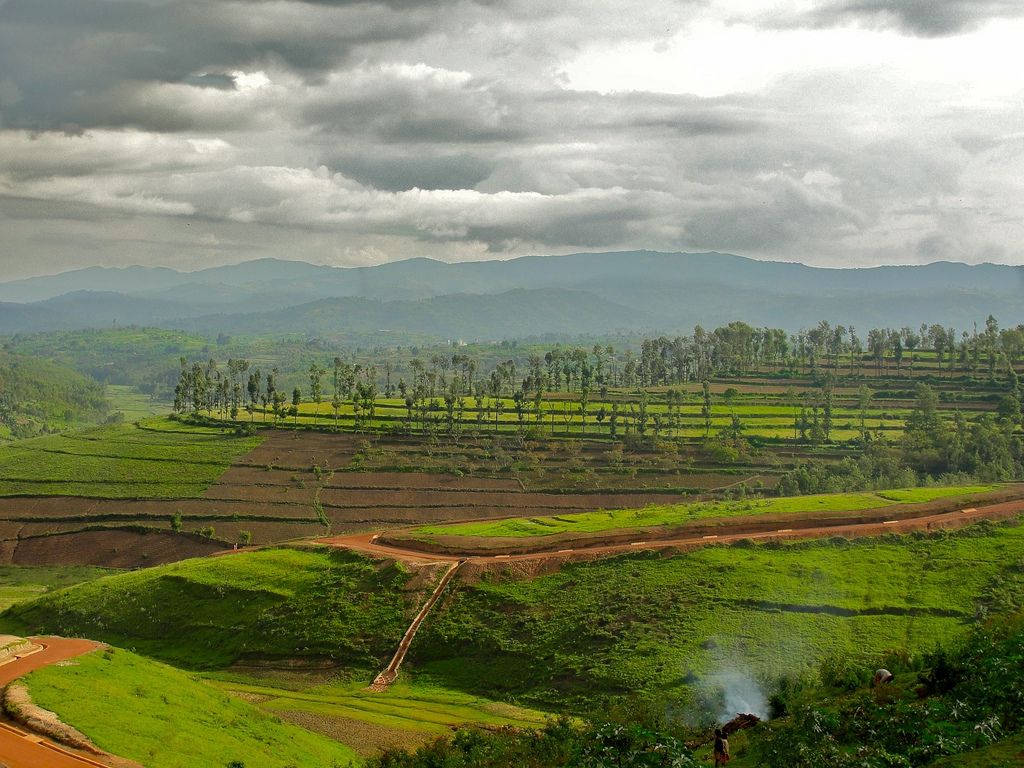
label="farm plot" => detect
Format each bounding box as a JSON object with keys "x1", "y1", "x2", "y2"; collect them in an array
[
  {"x1": 208, "y1": 676, "x2": 546, "y2": 755},
  {"x1": 0, "y1": 418, "x2": 261, "y2": 497},
  {"x1": 0, "y1": 422, "x2": 775, "y2": 566},
  {"x1": 391, "y1": 484, "x2": 1018, "y2": 554},
  {"x1": 411, "y1": 520, "x2": 1024, "y2": 709}
]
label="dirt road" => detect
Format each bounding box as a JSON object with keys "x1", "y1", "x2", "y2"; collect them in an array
[
  {"x1": 0, "y1": 637, "x2": 111, "y2": 768},
  {"x1": 321, "y1": 499, "x2": 1024, "y2": 565}
]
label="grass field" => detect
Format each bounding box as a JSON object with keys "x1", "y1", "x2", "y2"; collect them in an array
[
  {"x1": 22, "y1": 647, "x2": 358, "y2": 768},
  {"x1": 104, "y1": 384, "x2": 168, "y2": 421},
  {"x1": 6, "y1": 521, "x2": 1022, "y2": 717},
  {"x1": 207, "y1": 674, "x2": 547, "y2": 754},
  {"x1": 0, "y1": 565, "x2": 115, "y2": 610},
  {"x1": 0, "y1": 417, "x2": 260, "y2": 497},
  {"x1": 0, "y1": 547, "x2": 411, "y2": 668},
  {"x1": 928, "y1": 732, "x2": 1024, "y2": 767},
  {"x1": 411, "y1": 485, "x2": 1000, "y2": 539},
  {"x1": 413, "y1": 519, "x2": 1024, "y2": 708}
]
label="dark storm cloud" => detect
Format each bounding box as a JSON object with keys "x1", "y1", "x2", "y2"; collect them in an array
[
  {"x1": 0, "y1": 0, "x2": 427, "y2": 131},
  {"x1": 0, "y1": 0, "x2": 1022, "y2": 276},
  {"x1": 777, "y1": 0, "x2": 1024, "y2": 37}
]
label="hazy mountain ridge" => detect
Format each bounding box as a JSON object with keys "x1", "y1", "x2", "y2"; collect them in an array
[{"x1": 0, "y1": 252, "x2": 1021, "y2": 338}]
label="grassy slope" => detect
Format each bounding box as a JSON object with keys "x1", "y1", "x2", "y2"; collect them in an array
[
  {"x1": 413, "y1": 521, "x2": 1024, "y2": 707},
  {"x1": 208, "y1": 675, "x2": 547, "y2": 750},
  {"x1": 413, "y1": 485, "x2": 999, "y2": 538},
  {"x1": 0, "y1": 548, "x2": 410, "y2": 668},
  {"x1": 0, "y1": 565, "x2": 115, "y2": 611},
  {"x1": 23, "y1": 648, "x2": 358, "y2": 768},
  {"x1": 6, "y1": 523, "x2": 1022, "y2": 715},
  {"x1": 0, "y1": 350, "x2": 108, "y2": 439},
  {"x1": 928, "y1": 733, "x2": 1024, "y2": 767},
  {"x1": 0, "y1": 417, "x2": 259, "y2": 497}
]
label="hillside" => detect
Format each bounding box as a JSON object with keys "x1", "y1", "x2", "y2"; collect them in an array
[
  {"x1": 21, "y1": 647, "x2": 358, "y2": 768},
  {"x1": 0, "y1": 350, "x2": 108, "y2": 439},
  {"x1": 0, "y1": 252, "x2": 1021, "y2": 337},
  {"x1": 5, "y1": 520, "x2": 1023, "y2": 708}
]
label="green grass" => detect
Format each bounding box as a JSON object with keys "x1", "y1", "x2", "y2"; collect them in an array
[
  {"x1": 0, "y1": 565, "x2": 115, "y2": 610},
  {"x1": 104, "y1": 384, "x2": 168, "y2": 421},
  {"x1": 928, "y1": 732, "x2": 1024, "y2": 767},
  {"x1": 22, "y1": 647, "x2": 358, "y2": 768},
  {"x1": 412, "y1": 520, "x2": 1024, "y2": 708},
  {"x1": 0, "y1": 349, "x2": 109, "y2": 440},
  {"x1": 0, "y1": 547, "x2": 411, "y2": 668},
  {"x1": 0, "y1": 417, "x2": 260, "y2": 497},
  {"x1": 210, "y1": 676, "x2": 546, "y2": 741},
  {"x1": 412, "y1": 485, "x2": 999, "y2": 539}
]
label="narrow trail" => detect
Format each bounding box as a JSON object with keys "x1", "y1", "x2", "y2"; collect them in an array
[
  {"x1": 0, "y1": 637, "x2": 114, "y2": 768},
  {"x1": 322, "y1": 498, "x2": 1024, "y2": 565},
  {"x1": 368, "y1": 560, "x2": 463, "y2": 692}
]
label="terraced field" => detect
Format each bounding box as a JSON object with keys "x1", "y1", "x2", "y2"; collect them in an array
[
  {"x1": 0, "y1": 418, "x2": 777, "y2": 566},
  {"x1": 0, "y1": 418, "x2": 261, "y2": 498},
  {"x1": 409, "y1": 485, "x2": 1002, "y2": 540},
  {"x1": 207, "y1": 677, "x2": 546, "y2": 755}
]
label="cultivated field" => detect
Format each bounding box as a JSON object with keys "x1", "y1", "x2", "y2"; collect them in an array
[{"x1": 0, "y1": 418, "x2": 781, "y2": 566}]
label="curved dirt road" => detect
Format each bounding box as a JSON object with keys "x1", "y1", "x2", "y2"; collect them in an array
[
  {"x1": 0, "y1": 637, "x2": 111, "y2": 768},
  {"x1": 321, "y1": 498, "x2": 1024, "y2": 564}
]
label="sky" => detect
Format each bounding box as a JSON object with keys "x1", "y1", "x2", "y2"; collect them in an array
[{"x1": 1, "y1": 0, "x2": 1024, "y2": 279}]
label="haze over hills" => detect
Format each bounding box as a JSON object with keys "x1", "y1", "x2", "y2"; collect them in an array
[{"x1": 0, "y1": 251, "x2": 1021, "y2": 339}]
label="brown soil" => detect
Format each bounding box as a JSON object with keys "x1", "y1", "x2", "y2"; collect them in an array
[
  {"x1": 0, "y1": 429, "x2": 763, "y2": 564},
  {"x1": 323, "y1": 494, "x2": 1024, "y2": 575},
  {"x1": 274, "y1": 709, "x2": 436, "y2": 755},
  {"x1": 0, "y1": 528, "x2": 224, "y2": 568}
]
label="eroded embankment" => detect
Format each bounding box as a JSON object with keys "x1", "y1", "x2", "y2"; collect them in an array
[{"x1": 377, "y1": 486, "x2": 1024, "y2": 557}]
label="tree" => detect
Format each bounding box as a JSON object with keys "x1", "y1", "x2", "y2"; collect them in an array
[
  {"x1": 857, "y1": 385, "x2": 873, "y2": 445},
  {"x1": 308, "y1": 364, "x2": 324, "y2": 426},
  {"x1": 701, "y1": 380, "x2": 712, "y2": 437},
  {"x1": 291, "y1": 387, "x2": 301, "y2": 425},
  {"x1": 821, "y1": 378, "x2": 834, "y2": 442}
]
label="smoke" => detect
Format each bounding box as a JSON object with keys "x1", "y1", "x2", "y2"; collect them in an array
[{"x1": 712, "y1": 668, "x2": 769, "y2": 723}]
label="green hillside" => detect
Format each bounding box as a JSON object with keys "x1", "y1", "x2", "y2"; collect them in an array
[
  {"x1": 0, "y1": 547, "x2": 411, "y2": 668},
  {"x1": 413, "y1": 521, "x2": 1024, "y2": 708},
  {"x1": 0, "y1": 417, "x2": 260, "y2": 497},
  {"x1": 0, "y1": 349, "x2": 108, "y2": 440},
  {"x1": 5, "y1": 521, "x2": 1024, "y2": 713},
  {"x1": 22, "y1": 647, "x2": 358, "y2": 768}
]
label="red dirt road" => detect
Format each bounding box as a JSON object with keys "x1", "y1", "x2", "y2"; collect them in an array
[
  {"x1": 320, "y1": 499, "x2": 1024, "y2": 565},
  {"x1": 0, "y1": 637, "x2": 111, "y2": 768}
]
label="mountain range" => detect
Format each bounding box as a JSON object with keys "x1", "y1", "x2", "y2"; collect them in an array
[{"x1": 0, "y1": 252, "x2": 1021, "y2": 339}]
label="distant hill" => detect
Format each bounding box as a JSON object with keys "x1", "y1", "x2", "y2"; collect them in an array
[
  {"x1": 0, "y1": 350, "x2": 108, "y2": 439},
  {"x1": 0, "y1": 251, "x2": 1021, "y2": 337}
]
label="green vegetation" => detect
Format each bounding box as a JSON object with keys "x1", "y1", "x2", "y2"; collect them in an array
[
  {"x1": 23, "y1": 647, "x2": 358, "y2": 768},
  {"x1": 0, "y1": 417, "x2": 260, "y2": 497},
  {"x1": 367, "y1": 608, "x2": 1024, "y2": 768},
  {"x1": 368, "y1": 719, "x2": 700, "y2": 768},
  {"x1": 0, "y1": 350, "x2": 108, "y2": 440},
  {"x1": 929, "y1": 733, "x2": 1024, "y2": 767},
  {"x1": 207, "y1": 675, "x2": 546, "y2": 751},
  {"x1": 0, "y1": 565, "x2": 115, "y2": 610},
  {"x1": 742, "y1": 610, "x2": 1024, "y2": 767},
  {"x1": 0, "y1": 547, "x2": 410, "y2": 668},
  {"x1": 413, "y1": 520, "x2": 1024, "y2": 709},
  {"x1": 412, "y1": 485, "x2": 999, "y2": 539},
  {"x1": 104, "y1": 384, "x2": 167, "y2": 421}
]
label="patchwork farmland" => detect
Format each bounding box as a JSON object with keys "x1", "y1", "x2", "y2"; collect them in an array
[{"x1": 0, "y1": 417, "x2": 781, "y2": 567}]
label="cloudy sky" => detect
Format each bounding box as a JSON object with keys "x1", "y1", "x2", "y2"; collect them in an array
[{"x1": 1, "y1": 0, "x2": 1023, "y2": 278}]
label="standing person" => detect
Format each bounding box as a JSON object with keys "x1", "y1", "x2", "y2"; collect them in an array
[{"x1": 713, "y1": 728, "x2": 730, "y2": 766}]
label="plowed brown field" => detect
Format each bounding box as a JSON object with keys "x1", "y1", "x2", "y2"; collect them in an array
[{"x1": 0, "y1": 430, "x2": 758, "y2": 566}]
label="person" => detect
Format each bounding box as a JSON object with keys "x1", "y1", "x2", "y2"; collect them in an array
[
  {"x1": 873, "y1": 668, "x2": 894, "y2": 687},
  {"x1": 713, "y1": 727, "x2": 730, "y2": 766}
]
